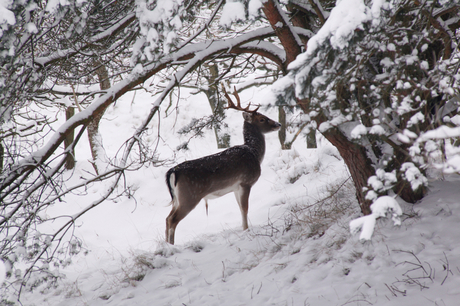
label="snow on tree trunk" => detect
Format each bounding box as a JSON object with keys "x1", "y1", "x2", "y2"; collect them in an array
[
  {"x1": 204, "y1": 64, "x2": 230, "y2": 149},
  {"x1": 87, "y1": 63, "x2": 110, "y2": 174},
  {"x1": 261, "y1": 0, "x2": 302, "y2": 66}
]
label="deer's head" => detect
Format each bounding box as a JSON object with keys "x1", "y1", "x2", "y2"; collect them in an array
[{"x1": 222, "y1": 85, "x2": 281, "y2": 134}]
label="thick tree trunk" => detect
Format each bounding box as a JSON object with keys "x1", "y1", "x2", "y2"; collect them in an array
[
  {"x1": 296, "y1": 100, "x2": 375, "y2": 214},
  {"x1": 64, "y1": 106, "x2": 75, "y2": 170},
  {"x1": 321, "y1": 128, "x2": 374, "y2": 215},
  {"x1": 87, "y1": 63, "x2": 110, "y2": 174}
]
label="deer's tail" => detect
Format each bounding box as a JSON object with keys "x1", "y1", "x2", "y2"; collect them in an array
[{"x1": 166, "y1": 168, "x2": 178, "y2": 205}]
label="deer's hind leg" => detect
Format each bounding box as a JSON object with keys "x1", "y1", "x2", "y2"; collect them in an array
[
  {"x1": 165, "y1": 190, "x2": 201, "y2": 245},
  {"x1": 234, "y1": 184, "x2": 251, "y2": 230}
]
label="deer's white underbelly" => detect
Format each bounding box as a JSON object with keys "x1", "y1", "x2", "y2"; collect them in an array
[{"x1": 204, "y1": 181, "x2": 241, "y2": 200}]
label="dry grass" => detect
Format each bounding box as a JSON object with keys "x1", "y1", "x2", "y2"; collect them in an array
[{"x1": 285, "y1": 177, "x2": 357, "y2": 238}]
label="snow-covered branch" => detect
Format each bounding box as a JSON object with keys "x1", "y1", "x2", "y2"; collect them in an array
[
  {"x1": 262, "y1": 0, "x2": 303, "y2": 65},
  {"x1": 350, "y1": 196, "x2": 403, "y2": 241},
  {"x1": 34, "y1": 13, "x2": 137, "y2": 67}
]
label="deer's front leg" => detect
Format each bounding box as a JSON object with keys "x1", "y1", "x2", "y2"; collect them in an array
[{"x1": 235, "y1": 185, "x2": 251, "y2": 230}]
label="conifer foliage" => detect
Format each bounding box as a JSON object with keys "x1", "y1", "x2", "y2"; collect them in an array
[{"x1": 282, "y1": 0, "x2": 459, "y2": 212}]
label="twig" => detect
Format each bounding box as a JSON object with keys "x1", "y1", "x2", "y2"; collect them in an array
[{"x1": 441, "y1": 252, "x2": 452, "y2": 285}]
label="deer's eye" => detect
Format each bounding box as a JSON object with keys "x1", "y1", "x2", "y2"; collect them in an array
[{"x1": 260, "y1": 118, "x2": 265, "y2": 123}]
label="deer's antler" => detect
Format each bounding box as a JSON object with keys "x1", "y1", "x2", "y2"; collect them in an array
[{"x1": 222, "y1": 85, "x2": 260, "y2": 113}]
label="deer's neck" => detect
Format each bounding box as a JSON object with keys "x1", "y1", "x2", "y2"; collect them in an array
[{"x1": 243, "y1": 121, "x2": 265, "y2": 163}]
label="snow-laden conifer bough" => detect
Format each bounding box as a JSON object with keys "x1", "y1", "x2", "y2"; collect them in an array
[{"x1": 350, "y1": 196, "x2": 403, "y2": 241}]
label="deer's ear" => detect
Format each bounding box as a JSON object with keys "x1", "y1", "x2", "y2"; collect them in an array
[{"x1": 242, "y1": 112, "x2": 252, "y2": 122}]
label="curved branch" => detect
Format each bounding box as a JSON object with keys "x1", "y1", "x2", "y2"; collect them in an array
[
  {"x1": 308, "y1": 0, "x2": 327, "y2": 25},
  {"x1": 174, "y1": 0, "x2": 225, "y2": 51},
  {"x1": 34, "y1": 12, "x2": 137, "y2": 67},
  {"x1": 262, "y1": 0, "x2": 303, "y2": 65},
  {"x1": 230, "y1": 41, "x2": 286, "y2": 72},
  {"x1": 1, "y1": 27, "x2": 281, "y2": 196}
]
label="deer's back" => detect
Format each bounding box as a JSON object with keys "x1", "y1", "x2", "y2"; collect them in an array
[{"x1": 168, "y1": 145, "x2": 261, "y2": 200}]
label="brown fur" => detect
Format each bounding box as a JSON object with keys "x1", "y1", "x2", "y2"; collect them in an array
[{"x1": 165, "y1": 111, "x2": 281, "y2": 244}]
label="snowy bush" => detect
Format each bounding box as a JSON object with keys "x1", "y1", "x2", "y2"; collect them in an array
[
  {"x1": 350, "y1": 196, "x2": 403, "y2": 241},
  {"x1": 273, "y1": 0, "x2": 460, "y2": 210}
]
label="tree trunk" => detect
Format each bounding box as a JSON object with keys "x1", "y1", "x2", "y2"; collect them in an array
[
  {"x1": 0, "y1": 142, "x2": 3, "y2": 173},
  {"x1": 261, "y1": 0, "x2": 421, "y2": 214},
  {"x1": 278, "y1": 105, "x2": 288, "y2": 149},
  {"x1": 321, "y1": 127, "x2": 374, "y2": 215},
  {"x1": 87, "y1": 63, "x2": 110, "y2": 174},
  {"x1": 261, "y1": 0, "x2": 373, "y2": 213},
  {"x1": 391, "y1": 148, "x2": 427, "y2": 203},
  {"x1": 204, "y1": 64, "x2": 230, "y2": 149},
  {"x1": 261, "y1": 0, "x2": 302, "y2": 65},
  {"x1": 296, "y1": 100, "x2": 374, "y2": 214},
  {"x1": 64, "y1": 106, "x2": 75, "y2": 170},
  {"x1": 306, "y1": 130, "x2": 317, "y2": 148}
]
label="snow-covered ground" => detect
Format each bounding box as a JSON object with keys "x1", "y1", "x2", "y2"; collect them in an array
[{"x1": 5, "y1": 87, "x2": 460, "y2": 305}]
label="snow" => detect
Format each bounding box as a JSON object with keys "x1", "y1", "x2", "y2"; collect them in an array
[
  {"x1": 5, "y1": 84, "x2": 460, "y2": 306},
  {"x1": 219, "y1": 0, "x2": 246, "y2": 27},
  {"x1": 0, "y1": 0, "x2": 15, "y2": 27},
  {"x1": 248, "y1": 0, "x2": 263, "y2": 18},
  {"x1": 350, "y1": 196, "x2": 402, "y2": 241},
  {"x1": 421, "y1": 125, "x2": 460, "y2": 141},
  {"x1": 0, "y1": 260, "x2": 5, "y2": 285},
  {"x1": 401, "y1": 162, "x2": 427, "y2": 191},
  {"x1": 350, "y1": 123, "x2": 367, "y2": 139},
  {"x1": 369, "y1": 124, "x2": 385, "y2": 135},
  {"x1": 289, "y1": 0, "x2": 383, "y2": 71}
]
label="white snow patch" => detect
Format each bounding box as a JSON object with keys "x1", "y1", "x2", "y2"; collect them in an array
[
  {"x1": 401, "y1": 162, "x2": 427, "y2": 190},
  {"x1": 289, "y1": 0, "x2": 386, "y2": 71},
  {"x1": 0, "y1": 260, "x2": 5, "y2": 284},
  {"x1": 0, "y1": 0, "x2": 16, "y2": 26},
  {"x1": 350, "y1": 123, "x2": 367, "y2": 139},
  {"x1": 421, "y1": 125, "x2": 460, "y2": 141},
  {"x1": 350, "y1": 196, "x2": 402, "y2": 241},
  {"x1": 369, "y1": 124, "x2": 385, "y2": 135},
  {"x1": 248, "y1": 0, "x2": 263, "y2": 18},
  {"x1": 220, "y1": 0, "x2": 246, "y2": 27}
]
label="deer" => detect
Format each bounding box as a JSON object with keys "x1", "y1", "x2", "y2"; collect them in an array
[{"x1": 164, "y1": 86, "x2": 281, "y2": 244}]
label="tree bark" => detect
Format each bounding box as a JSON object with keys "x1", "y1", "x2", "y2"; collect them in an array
[
  {"x1": 262, "y1": 1, "x2": 373, "y2": 214},
  {"x1": 64, "y1": 106, "x2": 75, "y2": 170},
  {"x1": 0, "y1": 142, "x2": 3, "y2": 173},
  {"x1": 297, "y1": 100, "x2": 374, "y2": 214},
  {"x1": 87, "y1": 63, "x2": 111, "y2": 174},
  {"x1": 321, "y1": 128, "x2": 374, "y2": 215},
  {"x1": 306, "y1": 130, "x2": 317, "y2": 148},
  {"x1": 262, "y1": 0, "x2": 302, "y2": 65},
  {"x1": 204, "y1": 64, "x2": 230, "y2": 148},
  {"x1": 278, "y1": 105, "x2": 288, "y2": 149}
]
